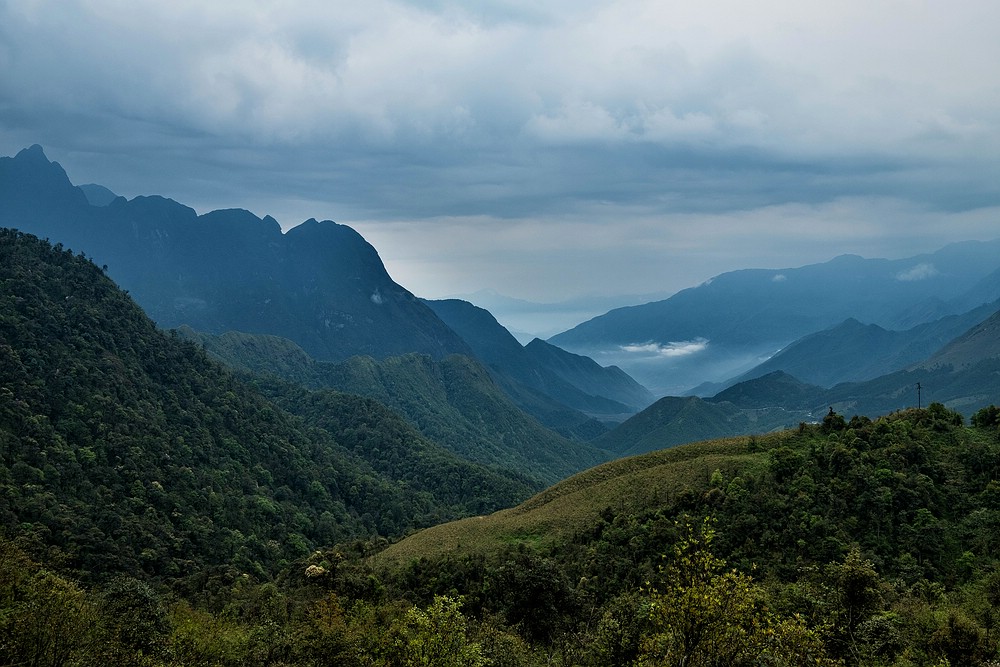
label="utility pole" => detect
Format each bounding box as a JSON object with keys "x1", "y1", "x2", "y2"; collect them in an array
[{"x1": 917, "y1": 382, "x2": 922, "y2": 409}]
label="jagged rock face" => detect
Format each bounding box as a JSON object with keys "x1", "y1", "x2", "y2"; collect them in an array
[{"x1": 0, "y1": 145, "x2": 471, "y2": 362}]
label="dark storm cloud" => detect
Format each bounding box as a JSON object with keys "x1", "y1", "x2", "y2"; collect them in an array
[{"x1": 2, "y1": 0, "x2": 999, "y2": 301}]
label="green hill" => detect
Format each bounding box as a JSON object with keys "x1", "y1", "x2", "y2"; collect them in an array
[
  {"x1": 590, "y1": 393, "x2": 806, "y2": 456},
  {"x1": 366, "y1": 404, "x2": 1000, "y2": 664},
  {"x1": 185, "y1": 328, "x2": 610, "y2": 486},
  {"x1": 0, "y1": 229, "x2": 527, "y2": 581},
  {"x1": 376, "y1": 402, "x2": 999, "y2": 583}
]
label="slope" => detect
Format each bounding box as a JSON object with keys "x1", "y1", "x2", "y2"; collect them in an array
[
  {"x1": 376, "y1": 404, "x2": 999, "y2": 599},
  {"x1": 591, "y1": 392, "x2": 807, "y2": 457},
  {"x1": 425, "y1": 298, "x2": 654, "y2": 426},
  {"x1": 0, "y1": 229, "x2": 527, "y2": 581},
  {"x1": 725, "y1": 302, "x2": 998, "y2": 389},
  {"x1": 184, "y1": 329, "x2": 610, "y2": 486}
]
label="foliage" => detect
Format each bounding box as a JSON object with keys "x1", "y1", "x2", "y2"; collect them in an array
[
  {"x1": 0, "y1": 229, "x2": 520, "y2": 583},
  {"x1": 639, "y1": 518, "x2": 832, "y2": 667}
]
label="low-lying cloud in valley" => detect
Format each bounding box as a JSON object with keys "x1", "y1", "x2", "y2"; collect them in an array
[{"x1": 622, "y1": 338, "x2": 710, "y2": 358}]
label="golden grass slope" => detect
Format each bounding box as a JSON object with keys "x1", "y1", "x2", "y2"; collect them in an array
[{"x1": 376, "y1": 431, "x2": 796, "y2": 566}]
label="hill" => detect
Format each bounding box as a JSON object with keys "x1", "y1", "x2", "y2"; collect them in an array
[
  {"x1": 369, "y1": 404, "x2": 1000, "y2": 662},
  {"x1": 0, "y1": 145, "x2": 471, "y2": 363},
  {"x1": 589, "y1": 391, "x2": 805, "y2": 457},
  {"x1": 183, "y1": 328, "x2": 610, "y2": 486},
  {"x1": 372, "y1": 403, "x2": 1000, "y2": 611},
  {"x1": 918, "y1": 309, "x2": 1000, "y2": 370},
  {"x1": 0, "y1": 229, "x2": 530, "y2": 581}
]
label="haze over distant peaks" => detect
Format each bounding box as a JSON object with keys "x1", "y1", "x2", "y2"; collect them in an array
[{"x1": 550, "y1": 241, "x2": 1000, "y2": 394}]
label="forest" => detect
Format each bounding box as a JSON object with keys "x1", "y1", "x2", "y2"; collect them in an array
[
  {"x1": 4, "y1": 229, "x2": 1000, "y2": 665},
  {"x1": 6, "y1": 404, "x2": 1000, "y2": 665}
]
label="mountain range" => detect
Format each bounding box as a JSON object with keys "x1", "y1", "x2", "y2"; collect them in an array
[
  {"x1": 551, "y1": 244, "x2": 1000, "y2": 394},
  {"x1": 3, "y1": 143, "x2": 999, "y2": 462},
  {"x1": 0, "y1": 229, "x2": 541, "y2": 578},
  {"x1": 0, "y1": 144, "x2": 650, "y2": 431}
]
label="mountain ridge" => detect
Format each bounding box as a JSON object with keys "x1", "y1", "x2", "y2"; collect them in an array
[{"x1": 0, "y1": 145, "x2": 472, "y2": 364}]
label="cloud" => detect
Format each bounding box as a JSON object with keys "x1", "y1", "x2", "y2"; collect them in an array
[
  {"x1": 622, "y1": 339, "x2": 709, "y2": 358},
  {"x1": 772, "y1": 274, "x2": 787, "y2": 282},
  {"x1": 896, "y1": 263, "x2": 940, "y2": 282},
  {"x1": 1, "y1": 1, "x2": 999, "y2": 303}
]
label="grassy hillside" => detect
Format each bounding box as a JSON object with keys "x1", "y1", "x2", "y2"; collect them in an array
[
  {"x1": 378, "y1": 403, "x2": 1000, "y2": 584},
  {"x1": 375, "y1": 433, "x2": 769, "y2": 565},
  {"x1": 355, "y1": 404, "x2": 1000, "y2": 665}
]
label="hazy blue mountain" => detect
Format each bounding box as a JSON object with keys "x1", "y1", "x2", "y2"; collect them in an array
[
  {"x1": 550, "y1": 246, "x2": 1000, "y2": 394},
  {"x1": 0, "y1": 145, "x2": 471, "y2": 363},
  {"x1": 446, "y1": 288, "x2": 673, "y2": 342},
  {"x1": 522, "y1": 338, "x2": 654, "y2": 413},
  {"x1": 913, "y1": 309, "x2": 1000, "y2": 371},
  {"x1": 595, "y1": 307, "x2": 1000, "y2": 456},
  {"x1": 78, "y1": 183, "x2": 120, "y2": 206},
  {"x1": 424, "y1": 298, "x2": 654, "y2": 423},
  {"x1": 724, "y1": 301, "x2": 998, "y2": 389},
  {"x1": 952, "y1": 266, "x2": 1000, "y2": 315}
]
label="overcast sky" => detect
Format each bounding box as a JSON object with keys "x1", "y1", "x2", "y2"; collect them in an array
[{"x1": 2, "y1": 0, "x2": 999, "y2": 304}]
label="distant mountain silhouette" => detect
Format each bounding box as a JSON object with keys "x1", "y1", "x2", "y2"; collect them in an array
[
  {"x1": 915, "y1": 309, "x2": 1000, "y2": 371},
  {"x1": 0, "y1": 145, "x2": 471, "y2": 362},
  {"x1": 596, "y1": 305, "x2": 1000, "y2": 455},
  {"x1": 550, "y1": 245, "x2": 1000, "y2": 394},
  {"x1": 724, "y1": 301, "x2": 998, "y2": 389},
  {"x1": 78, "y1": 183, "x2": 119, "y2": 206}
]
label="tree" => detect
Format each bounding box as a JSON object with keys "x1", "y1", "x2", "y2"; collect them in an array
[
  {"x1": 639, "y1": 517, "x2": 832, "y2": 667},
  {"x1": 388, "y1": 596, "x2": 485, "y2": 667}
]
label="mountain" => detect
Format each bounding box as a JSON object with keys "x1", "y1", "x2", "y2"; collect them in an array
[
  {"x1": 586, "y1": 302, "x2": 1000, "y2": 457},
  {"x1": 424, "y1": 298, "x2": 654, "y2": 427},
  {"x1": 0, "y1": 229, "x2": 530, "y2": 580},
  {"x1": 550, "y1": 245, "x2": 1000, "y2": 394},
  {"x1": 522, "y1": 338, "x2": 654, "y2": 414},
  {"x1": 918, "y1": 309, "x2": 1000, "y2": 370},
  {"x1": 0, "y1": 145, "x2": 471, "y2": 363},
  {"x1": 318, "y1": 354, "x2": 611, "y2": 485},
  {"x1": 78, "y1": 183, "x2": 120, "y2": 206},
  {"x1": 590, "y1": 392, "x2": 806, "y2": 457},
  {"x1": 445, "y1": 288, "x2": 673, "y2": 342},
  {"x1": 182, "y1": 328, "x2": 610, "y2": 486},
  {"x1": 722, "y1": 302, "x2": 998, "y2": 389}
]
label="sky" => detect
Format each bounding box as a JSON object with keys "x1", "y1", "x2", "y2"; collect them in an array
[{"x1": 2, "y1": 0, "x2": 1000, "y2": 309}]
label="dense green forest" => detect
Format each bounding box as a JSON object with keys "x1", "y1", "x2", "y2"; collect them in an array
[
  {"x1": 7, "y1": 398, "x2": 1000, "y2": 664},
  {"x1": 181, "y1": 327, "x2": 610, "y2": 486},
  {"x1": 0, "y1": 229, "x2": 531, "y2": 583}
]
